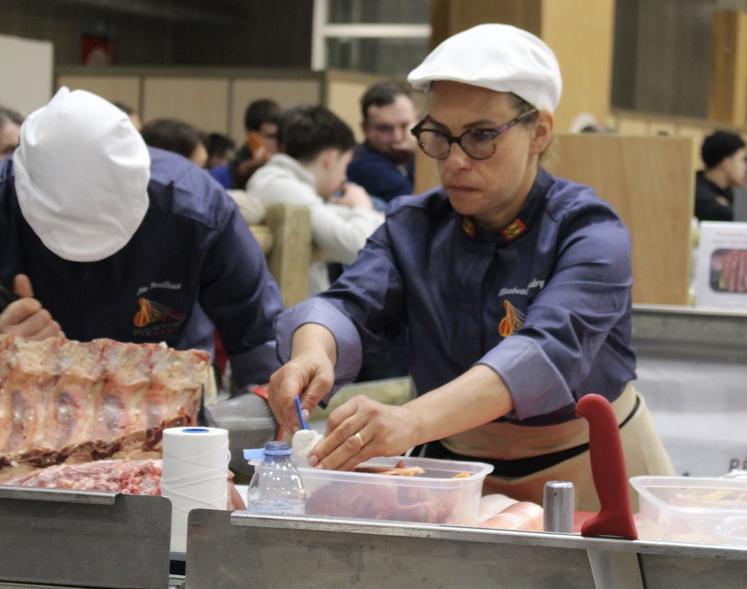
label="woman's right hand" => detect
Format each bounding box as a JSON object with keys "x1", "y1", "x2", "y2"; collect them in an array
[{"x1": 268, "y1": 346, "x2": 336, "y2": 435}]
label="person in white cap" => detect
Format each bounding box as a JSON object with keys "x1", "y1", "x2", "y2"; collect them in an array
[
  {"x1": 267, "y1": 24, "x2": 672, "y2": 509},
  {"x1": 0, "y1": 87, "x2": 283, "y2": 387}
]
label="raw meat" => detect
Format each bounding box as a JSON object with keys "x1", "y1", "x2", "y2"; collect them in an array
[
  {"x1": 3, "y1": 458, "x2": 162, "y2": 494},
  {"x1": 2, "y1": 458, "x2": 245, "y2": 510},
  {"x1": 478, "y1": 493, "x2": 518, "y2": 523},
  {"x1": 0, "y1": 334, "x2": 214, "y2": 474},
  {"x1": 354, "y1": 461, "x2": 427, "y2": 476},
  {"x1": 305, "y1": 480, "x2": 456, "y2": 523},
  {"x1": 480, "y1": 501, "x2": 544, "y2": 531},
  {"x1": 305, "y1": 461, "x2": 477, "y2": 523}
]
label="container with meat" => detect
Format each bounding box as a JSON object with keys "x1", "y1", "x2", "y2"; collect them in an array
[
  {"x1": 631, "y1": 475, "x2": 747, "y2": 546},
  {"x1": 300, "y1": 456, "x2": 493, "y2": 525}
]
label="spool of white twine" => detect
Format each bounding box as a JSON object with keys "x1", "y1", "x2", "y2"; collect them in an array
[{"x1": 161, "y1": 426, "x2": 229, "y2": 554}]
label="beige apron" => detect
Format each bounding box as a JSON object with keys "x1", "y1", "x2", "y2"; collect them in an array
[{"x1": 442, "y1": 384, "x2": 674, "y2": 511}]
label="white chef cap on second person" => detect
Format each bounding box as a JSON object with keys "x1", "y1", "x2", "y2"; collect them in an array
[
  {"x1": 13, "y1": 87, "x2": 150, "y2": 262},
  {"x1": 407, "y1": 23, "x2": 562, "y2": 113}
]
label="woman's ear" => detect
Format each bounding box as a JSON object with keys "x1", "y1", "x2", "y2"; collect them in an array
[{"x1": 530, "y1": 112, "x2": 554, "y2": 155}]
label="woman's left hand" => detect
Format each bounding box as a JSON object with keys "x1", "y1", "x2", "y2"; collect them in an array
[{"x1": 308, "y1": 395, "x2": 423, "y2": 470}]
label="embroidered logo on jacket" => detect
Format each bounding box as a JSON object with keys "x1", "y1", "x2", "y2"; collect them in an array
[
  {"x1": 500, "y1": 218, "x2": 526, "y2": 242},
  {"x1": 461, "y1": 217, "x2": 476, "y2": 238},
  {"x1": 498, "y1": 299, "x2": 526, "y2": 337},
  {"x1": 133, "y1": 297, "x2": 185, "y2": 334}
]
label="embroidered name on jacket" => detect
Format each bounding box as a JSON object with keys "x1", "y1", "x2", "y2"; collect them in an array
[{"x1": 498, "y1": 278, "x2": 545, "y2": 297}]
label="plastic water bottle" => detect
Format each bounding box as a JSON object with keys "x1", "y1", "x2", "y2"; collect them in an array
[{"x1": 246, "y1": 441, "x2": 305, "y2": 515}]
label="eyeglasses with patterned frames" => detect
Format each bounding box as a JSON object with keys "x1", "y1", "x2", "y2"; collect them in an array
[{"x1": 410, "y1": 110, "x2": 538, "y2": 161}]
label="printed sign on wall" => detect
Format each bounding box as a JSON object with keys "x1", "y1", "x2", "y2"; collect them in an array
[{"x1": 695, "y1": 221, "x2": 747, "y2": 308}]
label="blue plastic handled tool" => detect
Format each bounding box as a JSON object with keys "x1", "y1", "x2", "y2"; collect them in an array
[{"x1": 295, "y1": 395, "x2": 309, "y2": 430}]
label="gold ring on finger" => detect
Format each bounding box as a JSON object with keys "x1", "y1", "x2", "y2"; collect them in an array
[{"x1": 354, "y1": 431, "x2": 365, "y2": 448}]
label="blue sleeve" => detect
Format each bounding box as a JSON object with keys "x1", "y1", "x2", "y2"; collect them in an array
[
  {"x1": 208, "y1": 164, "x2": 233, "y2": 190},
  {"x1": 347, "y1": 157, "x2": 413, "y2": 202},
  {"x1": 275, "y1": 221, "x2": 406, "y2": 388},
  {"x1": 479, "y1": 201, "x2": 633, "y2": 420},
  {"x1": 198, "y1": 190, "x2": 284, "y2": 387},
  {"x1": 276, "y1": 297, "x2": 363, "y2": 391}
]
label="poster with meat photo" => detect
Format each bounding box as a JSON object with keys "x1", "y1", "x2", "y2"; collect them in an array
[{"x1": 696, "y1": 221, "x2": 747, "y2": 308}]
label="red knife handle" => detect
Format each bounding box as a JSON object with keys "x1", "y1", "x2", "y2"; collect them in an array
[{"x1": 576, "y1": 393, "x2": 637, "y2": 540}]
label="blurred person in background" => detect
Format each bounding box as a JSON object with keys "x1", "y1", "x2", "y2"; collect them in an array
[
  {"x1": 141, "y1": 118, "x2": 208, "y2": 168},
  {"x1": 231, "y1": 98, "x2": 281, "y2": 189},
  {"x1": 695, "y1": 130, "x2": 746, "y2": 221},
  {"x1": 205, "y1": 132, "x2": 237, "y2": 189},
  {"x1": 205, "y1": 132, "x2": 236, "y2": 168},
  {"x1": 248, "y1": 105, "x2": 382, "y2": 294},
  {"x1": 346, "y1": 81, "x2": 419, "y2": 205},
  {"x1": 0, "y1": 106, "x2": 23, "y2": 159},
  {"x1": 111, "y1": 101, "x2": 142, "y2": 132}
]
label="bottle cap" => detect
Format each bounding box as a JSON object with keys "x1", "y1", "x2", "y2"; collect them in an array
[
  {"x1": 243, "y1": 441, "x2": 293, "y2": 461},
  {"x1": 262, "y1": 441, "x2": 292, "y2": 456}
]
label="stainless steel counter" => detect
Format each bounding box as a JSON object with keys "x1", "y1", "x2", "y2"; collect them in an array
[
  {"x1": 186, "y1": 510, "x2": 747, "y2": 589},
  {"x1": 0, "y1": 487, "x2": 171, "y2": 588}
]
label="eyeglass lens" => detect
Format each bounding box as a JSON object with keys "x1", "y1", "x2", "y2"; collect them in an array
[
  {"x1": 414, "y1": 110, "x2": 536, "y2": 161},
  {"x1": 417, "y1": 129, "x2": 497, "y2": 160}
]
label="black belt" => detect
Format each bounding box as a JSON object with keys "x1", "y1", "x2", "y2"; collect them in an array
[{"x1": 422, "y1": 395, "x2": 641, "y2": 478}]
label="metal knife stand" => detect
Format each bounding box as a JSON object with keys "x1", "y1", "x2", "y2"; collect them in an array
[
  {"x1": 186, "y1": 510, "x2": 747, "y2": 589},
  {"x1": 0, "y1": 486, "x2": 171, "y2": 588}
]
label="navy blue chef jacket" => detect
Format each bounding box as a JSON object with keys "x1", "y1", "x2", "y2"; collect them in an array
[
  {"x1": 0, "y1": 147, "x2": 282, "y2": 387},
  {"x1": 276, "y1": 168, "x2": 636, "y2": 425},
  {"x1": 346, "y1": 143, "x2": 415, "y2": 203}
]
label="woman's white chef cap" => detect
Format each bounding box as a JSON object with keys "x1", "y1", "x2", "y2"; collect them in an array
[
  {"x1": 13, "y1": 87, "x2": 150, "y2": 262},
  {"x1": 407, "y1": 24, "x2": 562, "y2": 113}
]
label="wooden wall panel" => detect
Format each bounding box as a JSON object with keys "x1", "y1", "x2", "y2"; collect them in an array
[
  {"x1": 430, "y1": 0, "x2": 542, "y2": 47},
  {"x1": 675, "y1": 124, "x2": 709, "y2": 172},
  {"x1": 708, "y1": 11, "x2": 747, "y2": 125},
  {"x1": 0, "y1": 34, "x2": 53, "y2": 116},
  {"x1": 230, "y1": 78, "x2": 322, "y2": 144},
  {"x1": 615, "y1": 117, "x2": 650, "y2": 136},
  {"x1": 546, "y1": 134, "x2": 693, "y2": 305},
  {"x1": 142, "y1": 77, "x2": 229, "y2": 134},
  {"x1": 540, "y1": 0, "x2": 615, "y2": 133},
  {"x1": 56, "y1": 75, "x2": 141, "y2": 114}
]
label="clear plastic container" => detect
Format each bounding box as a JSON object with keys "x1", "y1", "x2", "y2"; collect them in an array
[
  {"x1": 299, "y1": 456, "x2": 493, "y2": 525},
  {"x1": 630, "y1": 476, "x2": 747, "y2": 545},
  {"x1": 716, "y1": 516, "x2": 747, "y2": 547},
  {"x1": 246, "y1": 441, "x2": 305, "y2": 515}
]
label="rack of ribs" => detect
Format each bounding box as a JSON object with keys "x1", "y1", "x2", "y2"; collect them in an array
[{"x1": 0, "y1": 334, "x2": 212, "y2": 477}]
